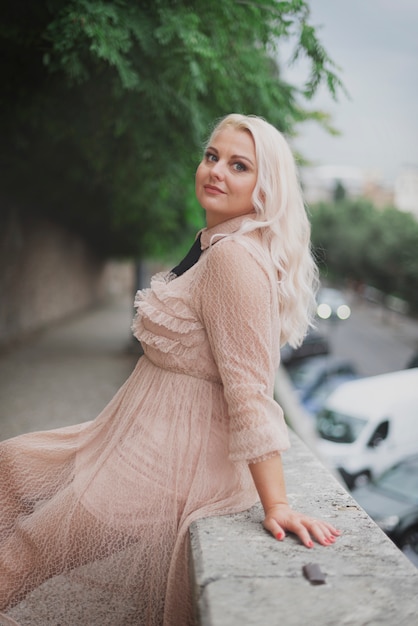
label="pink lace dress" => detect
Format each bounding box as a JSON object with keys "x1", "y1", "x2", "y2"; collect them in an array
[{"x1": 0, "y1": 215, "x2": 290, "y2": 626}]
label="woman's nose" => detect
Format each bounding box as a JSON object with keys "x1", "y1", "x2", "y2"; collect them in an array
[{"x1": 210, "y1": 160, "x2": 225, "y2": 179}]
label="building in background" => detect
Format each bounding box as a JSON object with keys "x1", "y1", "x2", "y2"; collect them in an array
[
  {"x1": 300, "y1": 164, "x2": 418, "y2": 219},
  {"x1": 300, "y1": 165, "x2": 394, "y2": 208},
  {"x1": 394, "y1": 166, "x2": 418, "y2": 219}
]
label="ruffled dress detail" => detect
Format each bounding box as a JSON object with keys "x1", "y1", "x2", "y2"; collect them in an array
[{"x1": 0, "y1": 215, "x2": 290, "y2": 626}]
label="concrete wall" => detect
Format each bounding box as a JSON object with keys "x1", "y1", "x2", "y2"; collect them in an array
[
  {"x1": 0, "y1": 213, "x2": 135, "y2": 348},
  {"x1": 189, "y1": 369, "x2": 418, "y2": 625}
]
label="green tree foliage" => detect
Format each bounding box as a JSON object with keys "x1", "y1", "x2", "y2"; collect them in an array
[
  {"x1": 333, "y1": 180, "x2": 346, "y2": 203},
  {"x1": 310, "y1": 199, "x2": 418, "y2": 313},
  {"x1": 1, "y1": 0, "x2": 343, "y2": 259}
]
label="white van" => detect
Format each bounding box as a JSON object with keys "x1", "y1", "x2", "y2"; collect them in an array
[{"x1": 315, "y1": 368, "x2": 418, "y2": 489}]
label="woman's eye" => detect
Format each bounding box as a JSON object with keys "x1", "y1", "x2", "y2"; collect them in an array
[
  {"x1": 233, "y1": 162, "x2": 246, "y2": 172},
  {"x1": 205, "y1": 152, "x2": 217, "y2": 162}
]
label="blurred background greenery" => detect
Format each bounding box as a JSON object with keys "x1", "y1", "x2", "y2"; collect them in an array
[
  {"x1": 0, "y1": 0, "x2": 341, "y2": 258},
  {"x1": 1, "y1": 0, "x2": 417, "y2": 312}
]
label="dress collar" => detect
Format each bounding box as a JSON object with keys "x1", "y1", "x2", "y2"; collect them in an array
[{"x1": 199, "y1": 213, "x2": 256, "y2": 250}]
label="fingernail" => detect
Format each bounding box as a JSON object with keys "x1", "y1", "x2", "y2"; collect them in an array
[
  {"x1": 307, "y1": 540, "x2": 314, "y2": 548},
  {"x1": 276, "y1": 531, "x2": 284, "y2": 540}
]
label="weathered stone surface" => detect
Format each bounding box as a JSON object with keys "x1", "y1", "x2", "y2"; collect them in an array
[{"x1": 190, "y1": 433, "x2": 418, "y2": 625}]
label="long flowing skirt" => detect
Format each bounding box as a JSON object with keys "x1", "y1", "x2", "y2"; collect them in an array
[{"x1": 0, "y1": 356, "x2": 257, "y2": 625}]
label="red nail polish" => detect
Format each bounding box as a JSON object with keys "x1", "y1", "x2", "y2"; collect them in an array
[
  {"x1": 276, "y1": 531, "x2": 284, "y2": 540},
  {"x1": 307, "y1": 540, "x2": 314, "y2": 548}
]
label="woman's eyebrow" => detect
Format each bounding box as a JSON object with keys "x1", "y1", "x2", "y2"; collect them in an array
[{"x1": 231, "y1": 154, "x2": 254, "y2": 166}]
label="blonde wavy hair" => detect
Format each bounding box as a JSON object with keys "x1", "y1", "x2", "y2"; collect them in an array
[{"x1": 207, "y1": 113, "x2": 319, "y2": 348}]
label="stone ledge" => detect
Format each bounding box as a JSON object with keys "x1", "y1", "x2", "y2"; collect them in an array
[{"x1": 189, "y1": 431, "x2": 418, "y2": 625}]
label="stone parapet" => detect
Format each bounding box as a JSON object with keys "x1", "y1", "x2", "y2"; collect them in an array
[{"x1": 189, "y1": 370, "x2": 418, "y2": 625}]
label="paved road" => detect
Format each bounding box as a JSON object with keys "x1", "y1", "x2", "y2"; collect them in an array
[
  {"x1": 0, "y1": 295, "x2": 140, "y2": 442},
  {"x1": 316, "y1": 293, "x2": 418, "y2": 376}
]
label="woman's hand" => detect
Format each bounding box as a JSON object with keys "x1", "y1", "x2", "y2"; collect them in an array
[
  {"x1": 248, "y1": 455, "x2": 341, "y2": 548},
  {"x1": 263, "y1": 502, "x2": 341, "y2": 548}
]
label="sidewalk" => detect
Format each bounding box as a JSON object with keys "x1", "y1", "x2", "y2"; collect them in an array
[
  {"x1": 0, "y1": 294, "x2": 142, "y2": 624},
  {"x1": 0, "y1": 295, "x2": 140, "y2": 442}
]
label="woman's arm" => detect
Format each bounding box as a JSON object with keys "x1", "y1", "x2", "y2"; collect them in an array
[
  {"x1": 198, "y1": 239, "x2": 340, "y2": 547},
  {"x1": 198, "y1": 239, "x2": 290, "y2": 462},
  {"x1": 249, "y1": 454, "x2": 341, "y2": 548}
]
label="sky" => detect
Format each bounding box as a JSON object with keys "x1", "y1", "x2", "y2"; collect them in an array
[{"x1": 281, "y1": 0, "x2": 418, "y2": 186}]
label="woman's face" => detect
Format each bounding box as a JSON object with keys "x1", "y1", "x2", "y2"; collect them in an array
[{"x1": 195, "y1": 127, "x2": 257, "y2": 228}]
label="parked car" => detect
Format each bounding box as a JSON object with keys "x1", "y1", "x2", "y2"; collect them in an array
[
  {"x1": 302, "y1": 370, "x2": 360, "y2": 418},
  {"x1": 315, "y1": 368, "x2": 418, "y2": 489},
  {"x1": 280, "y1": 328, "x2": 330, "y2": 366},
  {"x1": 316, "y1": 287, "x2": 351, "y2": 321},
  {"x1": 352, "y1": 454, "x2": 418, "y2": 568},
  {"x1": 286, "y1": 355, "x2": 358, "y2": 405},
  {"x1": 406, "y1": 353, "x2": 418, "y2": 369}
]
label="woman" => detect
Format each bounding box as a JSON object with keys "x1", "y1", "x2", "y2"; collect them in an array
[{"x1": 0, "y1": 114, "x2": 340, "y2": 626}]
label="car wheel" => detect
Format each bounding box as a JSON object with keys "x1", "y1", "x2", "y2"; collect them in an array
[
  {"x1": 352, "y1": 471, "x2": 371, "y2": 489},
  {"x1": 399, "y1": 527, "x2": 418, "y2": 566},
  {"x1": 338, "y1": 468, "x2": 371, "y2": 490}
]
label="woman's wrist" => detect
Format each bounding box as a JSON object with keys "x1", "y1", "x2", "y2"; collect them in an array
[
  {"x1": 248, "y1": 454, "x2": 289, "y2": 515},
  {"x1": 264, "y1": 501, "x2": 290, "y2": 515}
]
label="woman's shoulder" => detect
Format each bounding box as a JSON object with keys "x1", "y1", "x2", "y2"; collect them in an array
[{"x1": 206, "y1": 231, "x2": 272, "y2": 275}]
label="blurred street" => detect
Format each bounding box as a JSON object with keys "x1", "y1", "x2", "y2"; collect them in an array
[
  {"x1": 316, "y1": 293, "x2": 418, "y2": 377},
  {"x1": 0, "y1": 295, "x2": 139, "y2": 442}
]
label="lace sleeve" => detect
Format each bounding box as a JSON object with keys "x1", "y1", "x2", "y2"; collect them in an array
[{"x1": 198, "y1": 238, "x2": 290, "y2": 463}]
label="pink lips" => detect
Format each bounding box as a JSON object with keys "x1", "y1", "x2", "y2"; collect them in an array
[{"x1": 204, "y1": 184, "x2": 225, "y2": 194}]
